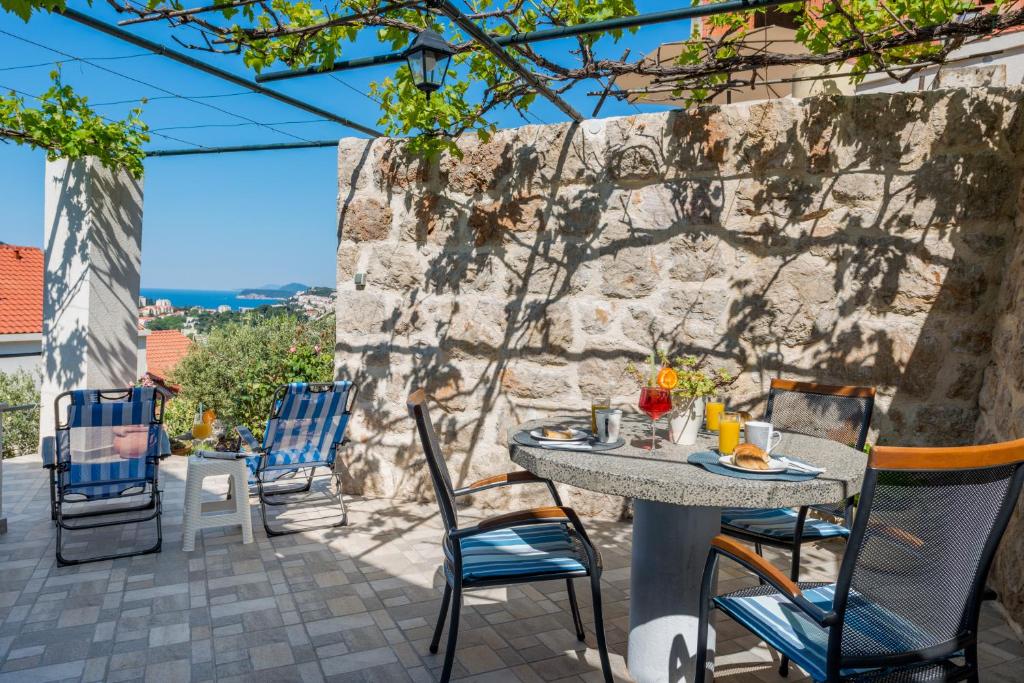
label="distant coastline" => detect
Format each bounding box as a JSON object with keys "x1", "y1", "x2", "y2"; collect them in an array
[{"x1": 140, "y1": 288, "x2": 284, "y2": 311}]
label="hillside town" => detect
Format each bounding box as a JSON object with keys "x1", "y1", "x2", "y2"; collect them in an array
[
  {"x1": 1, "y1": 243, "x2": 336, "y2": 391},
  {"x1": 138, "y1": 287, "x2": 336, "y2": 337}
]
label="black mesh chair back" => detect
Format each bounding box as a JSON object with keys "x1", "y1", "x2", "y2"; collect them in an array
[
  {"x1": 407, "y1": 389, "x2": 458, "y2": 531},
  {"x1": 765, "y1": 379, "x2": 875, "y2": 450},
  {"x1": 829, "y1": 441, "x2": 1024, "y2": 675}
]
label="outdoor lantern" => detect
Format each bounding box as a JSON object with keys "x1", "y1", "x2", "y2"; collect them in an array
[{"x1": 405, "y1": 29, "x2": 455, "y2": 95}]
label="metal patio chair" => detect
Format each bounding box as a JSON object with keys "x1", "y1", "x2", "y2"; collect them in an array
[
  {"x1": 720, "y1": 379, "x2": 876, "y2": 581},
  {"x1": 236, "y1": 381, "x2": 357, "y2": 536},
  {"x1": 695, "y1": 437, "x2": 1024, "y2": 683},
  {"x1": 43, "y1": 387, "x2": 170, "y2": 566},
  {"x1": 407, "y1": 389, "x2": 613, "y2": 683}
]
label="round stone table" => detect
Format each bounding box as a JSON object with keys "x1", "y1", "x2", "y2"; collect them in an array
[{"x1": 509, "y1": 415, "x2": 867, "y2": 683}]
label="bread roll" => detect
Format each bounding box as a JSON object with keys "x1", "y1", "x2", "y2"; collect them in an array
[{"x1": 734, "y1": 443, "x2": 770, "y2": 470}]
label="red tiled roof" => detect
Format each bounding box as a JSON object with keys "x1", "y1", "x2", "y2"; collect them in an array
[
  {"x1": 146, "y1": 329, "x2": 192, "y2": 380},
  {"x1": 0, "y1": 245, "x2": 43, "y2": 335}
]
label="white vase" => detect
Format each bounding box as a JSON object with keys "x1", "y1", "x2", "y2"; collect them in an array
[{"x1": 669, "y1": 396, "x2": 705, "y2": 446}]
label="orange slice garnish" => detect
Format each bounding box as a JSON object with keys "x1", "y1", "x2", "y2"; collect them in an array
[{"x1": 656, "y1": 367, "x2": 678, "y2": 390}]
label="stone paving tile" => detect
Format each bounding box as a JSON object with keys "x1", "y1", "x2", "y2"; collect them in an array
[{"x1": 0, "y1": 453, "x2": 1021, "y2": 681}]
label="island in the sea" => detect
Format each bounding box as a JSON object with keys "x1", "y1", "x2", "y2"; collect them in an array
[{"x1": 237, "y1": 282, "x2": 309, "y2": 300}]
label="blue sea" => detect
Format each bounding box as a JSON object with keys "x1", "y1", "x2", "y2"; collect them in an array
[{"x1": 140, "y1": 288, "x2": 285, "y2": 311}]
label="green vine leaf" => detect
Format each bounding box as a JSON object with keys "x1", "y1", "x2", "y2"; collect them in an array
[{"x1": 1, "y1": 69, "x2": 149, "y2": 178}]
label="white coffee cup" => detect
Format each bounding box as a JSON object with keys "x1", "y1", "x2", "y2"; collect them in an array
[
  {"x1": 745, "y1": 421, "x2": 782, "y2": 454},
  {"x1": 596, "y1": 409, "x2": 623, "y2": 444}
]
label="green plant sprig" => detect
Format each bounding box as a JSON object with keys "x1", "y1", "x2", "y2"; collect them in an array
[
  {"x1": 625, "y1": 349, "x2": 736, "y2": 401},
  {"x1": 0, "y1": 69, "x2": 149, "y2": 178}
]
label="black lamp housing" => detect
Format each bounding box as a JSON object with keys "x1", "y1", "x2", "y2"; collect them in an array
[{"x1": 405, "y1": 29, "x2": 455, "y2": 95}]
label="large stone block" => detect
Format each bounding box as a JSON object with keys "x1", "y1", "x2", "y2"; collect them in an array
[
  {"x1": 335, "y1": 291, "x2": 390, "y2": 335},
  {"x1": 440, "y1": 135, "x2": 515, "y2": 195},
  {"x1": 468, "y1": 196, "x2": 547, "y2": 246},
  {"x1": 373, "y1": 139, "x2": 431, "y2": 190},
  {"x1": 400, "y1": 192, "x2": 463, "y2": 245},
  {"x1": 339, "y1": 197, "x2": 394, "y2": 241},
  {"x1": 600, "y1": 247, "x2": 662, "y2": 299}
]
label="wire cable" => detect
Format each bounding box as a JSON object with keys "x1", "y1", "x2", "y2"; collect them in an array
[
  {"x1": 0, "y1": 30, "x2": 319, "y2": 143},
  {"x1": 150, "y1": 118, "x2": 324, "y2": 131},
  {"x1": 91, "y1": 91, "x2": 255, "y2": 106},
  {"x1": 329, "y1": 74, "x2": 383, "y2": 104},
  {"x1": 0, "y1": 52, "x2": 155, "y2": 71}
]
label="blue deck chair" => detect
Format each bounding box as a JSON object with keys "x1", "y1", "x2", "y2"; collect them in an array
[
  {"x1": 235, "y1": 381, "x2": 357, "y2": 536},
  {"x1": 42, "y1": 387, "x2": 170, "y2": 566},
  {"x1": 696, "y1": 438, "x2": 1024, "y2": 683}
]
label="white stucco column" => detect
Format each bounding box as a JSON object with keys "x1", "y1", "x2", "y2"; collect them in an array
[{"x1": 39, "y1": 157, "x2": 143, "y2": 441}]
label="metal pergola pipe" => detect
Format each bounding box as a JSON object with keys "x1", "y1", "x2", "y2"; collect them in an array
[
  {"x1": 145, "y1": 139, "x2": 341, "y2": 156},
  {"x1": 58, "y1": 8, "x2": 384, "y2": 137},
  {"x1": 433, "y1": 0, "x2": 582, "y2": 122},
  {"x1": 256, "y1": 0, "x2": 796, "y2": 83}
]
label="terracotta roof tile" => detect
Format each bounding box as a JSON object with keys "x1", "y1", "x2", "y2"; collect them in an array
[
  {"x1": 0, "y1": 245, "x2": 43, "y2": 335},
  {"x1": 146, "y1": 329, "x2": 193, "y2": 379}
]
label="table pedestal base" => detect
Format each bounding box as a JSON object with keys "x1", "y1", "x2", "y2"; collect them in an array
[{"x1": 628, "y1": 501, "x2": 720, "y2": 683}]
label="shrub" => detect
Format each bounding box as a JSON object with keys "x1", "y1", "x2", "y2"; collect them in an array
[
  {"x1": 0, "y1": 369, "x2": 40, "y2": 458},
  {"x1": 166, "y1": 314, "x2": 336, "y2": 441}
]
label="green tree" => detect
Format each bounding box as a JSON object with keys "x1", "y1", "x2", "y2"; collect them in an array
[
  {"x1": 165, "y1": 314, "x2": 336, "y2": 440},
  {"x1": 147, "y1": 314, "x2": 185, "y2": 331},
  {"x1": 0, "y1": 369, "x2": 41, "y2": 459}
]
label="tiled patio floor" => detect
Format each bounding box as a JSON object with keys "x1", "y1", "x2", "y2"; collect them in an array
[{"x1": 0, "y1": 453, "x2": 1021, "y2": 682}]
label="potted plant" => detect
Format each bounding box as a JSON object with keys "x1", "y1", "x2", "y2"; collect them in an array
[{"x1": 627, "y1": 351, "x2": 736, "y2": 446}]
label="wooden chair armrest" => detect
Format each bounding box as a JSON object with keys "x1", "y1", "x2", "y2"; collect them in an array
[
  {"x1": 710, "y1": 535, "x2": 837, "y2": 626},
  {"x1": 450, "y1": 506, "x2": 573, "y2": 539},
  {"x1": 711, "y1": 535, "x2": 802, "y2": 599},
  {"x1": 454, "y1": 470, "x2": 545, "y2": 496}
]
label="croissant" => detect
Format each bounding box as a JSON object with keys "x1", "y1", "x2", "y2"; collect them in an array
[{"x1": 734, "y1": 443, "x2": 770, "y2": 470}]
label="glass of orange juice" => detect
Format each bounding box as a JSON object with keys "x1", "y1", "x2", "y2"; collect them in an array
[
  {"x1": 718, "y1": 412, "x2": 742, "y2": 455},
  {"x1": 191, "y1": 403, "x2": 212, "y2": 440},
  {"x1": 705, "y1": 396, "x2": 725, "y2": 432}
]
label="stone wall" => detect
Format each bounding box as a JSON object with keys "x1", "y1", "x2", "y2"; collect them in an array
[
  {"x1": 976, "y1": 176, "x2": 1024, "y2": 636},
  {"x1": 337, "y1": 87, "x2": 1024, "y2": 629}
]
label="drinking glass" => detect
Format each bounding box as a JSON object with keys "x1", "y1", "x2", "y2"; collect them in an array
[
  {"x1": 718, "y1": 412, "x2": 742, "y2": 455},
  {"x1": 590, "y1": 396, "x2": 610, "y2": 434},
  {"x1": 191, "y1": 404, "x2": 212, "y2": 440},
  {"x1": 638, "y1": 387, "x2": 672, "y2": 451},
  {"x1": 705, "y1": 395, "x2": 725, "y2": 432}
]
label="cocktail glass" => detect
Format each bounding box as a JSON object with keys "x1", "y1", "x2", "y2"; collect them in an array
[{"x1": 638, "y1": 387, "x2": 672, "y2": 451}]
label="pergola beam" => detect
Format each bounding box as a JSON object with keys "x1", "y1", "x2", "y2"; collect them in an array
[
  {"x1": 256, "y1": 0, "x2": 796, "y2": 83},
  {"x1": 432, "y1": 0, "x2": 581, "y2": 122},
  {"x1": 146, "y1": 139, "x2": 341, "y2": 156},
  {"x1": 58, "y1": 8, "x2": 384, "y2": 138}
]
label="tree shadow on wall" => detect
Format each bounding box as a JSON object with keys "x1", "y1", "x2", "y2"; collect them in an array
[
  {"x1": 336, "y1": 88, "x2": 1024, "y2": 506},
  {"x1": 42, "y1": 163, "x2": 143, "y2": 395}
]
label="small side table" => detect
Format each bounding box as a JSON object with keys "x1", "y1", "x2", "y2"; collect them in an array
[{"x1": 182, "y1": 452, "x2": 253, "y2": 552}]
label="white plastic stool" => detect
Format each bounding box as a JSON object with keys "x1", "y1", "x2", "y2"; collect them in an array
[{"x1": 182, "y1": 452, "x2": 254, "y2": 551}]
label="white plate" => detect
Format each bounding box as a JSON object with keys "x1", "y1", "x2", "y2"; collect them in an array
[
  {"x1": 530, "y1": 428, "x2": 591, "y2": 443},
  {"x1": 718, "y1": 455, "x2": 788, "y2": 474}
]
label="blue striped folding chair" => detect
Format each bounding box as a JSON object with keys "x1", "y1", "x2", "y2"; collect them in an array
[
  {"x1": 407, "y1": 389, "x2": 612, "y2": 683},
  {"x1": 42, "y1": 387, "x2": 171, "y2": 566},
  {"x1": 695, "y1": 439, "x2": 1024, "y2": 683},
  {"x1": 235, "y1": 381, "x2": 357, "y2": 536}
]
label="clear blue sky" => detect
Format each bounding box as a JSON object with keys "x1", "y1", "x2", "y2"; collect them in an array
[{"x1": 0, "y1": 1, "x2": 683, "y2": 290}]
